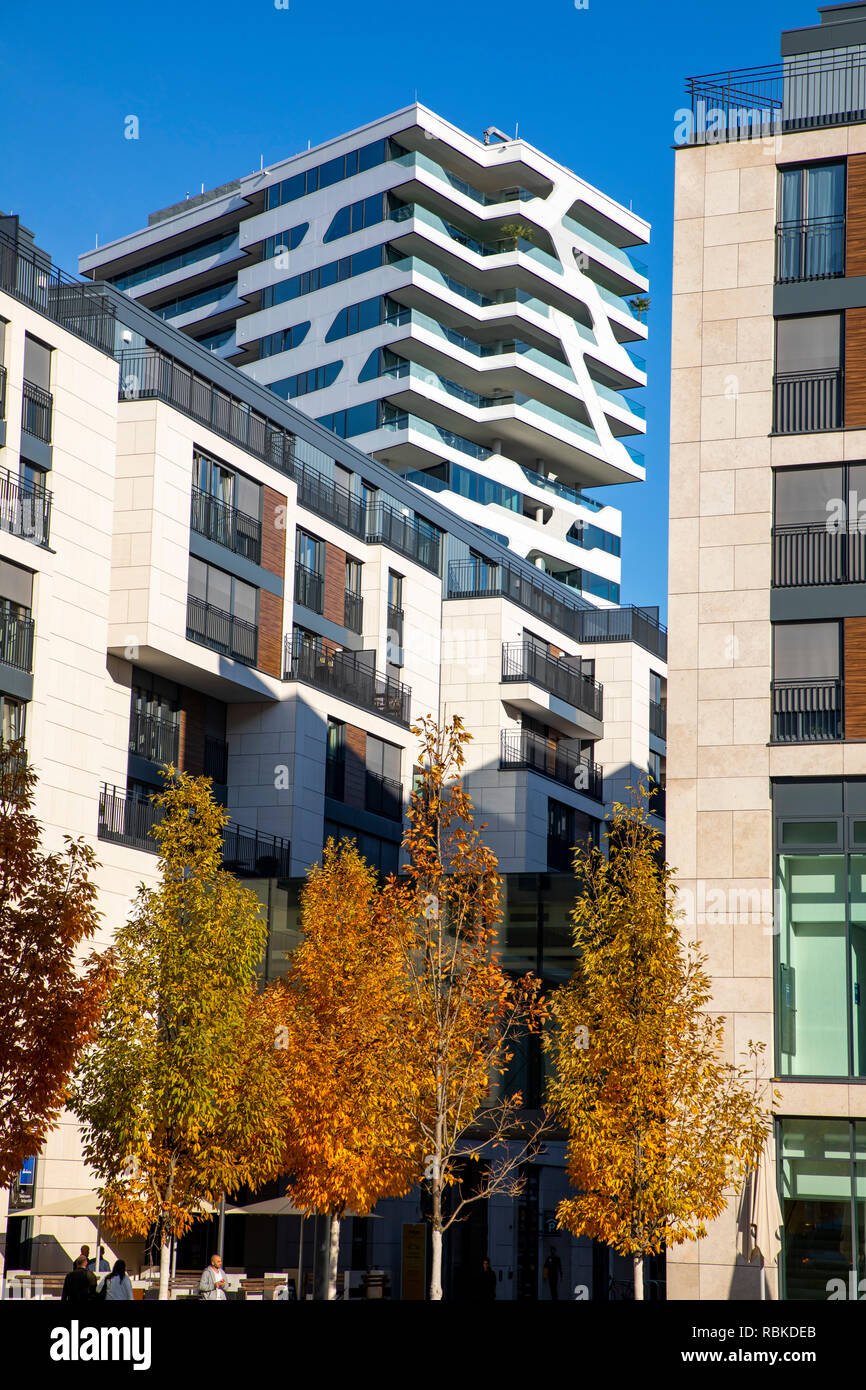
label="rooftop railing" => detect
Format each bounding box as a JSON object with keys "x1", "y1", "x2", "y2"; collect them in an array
[
  {"x1": 577, "y1": 605, "x2": 668, "y2": 662},
  {"x1": 0, "y1": 229, "x2": 116, "y2": 353},
  {"x1": 683, "y1": 53, "x2": 866, "y2": 146},
  {"x1": 116, "y1": 346, "x2": 295, "y2": 474}
]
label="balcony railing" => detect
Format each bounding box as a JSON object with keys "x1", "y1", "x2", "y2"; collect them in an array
[
  {"x1": 650, "y1": 699, "x2": 667, "y2": 740},
  {"x1": 366, "y1": 500, "x2": 441, "y2": 574},
  {"x1": 500, "y1": 729, "x2": 603, "y2": 801},
  {"x1": 190, "y1": 487, "x2": 262, "y2": 564},
  {"x1": 116, "y1": 347, "x2": 295, "y2": 474},
  {"x1": 295, "y1": 465, "x2": 366, "y2": 538},
  {"x1": 294, "y1": 563, "x2": 324, "y2": 614},
  {"x1": 97, "y1": 782, "x2": 290, "y2": 874},
  {"x1": 773, "y1": 523, "x2": 866, "y2": 587},
  {"x1": 576, "y1": 604, "x2": 669, "y2": 662},
  {"x1": 344, "y1": 589, "x2": 363, "y2": 634},
  {"x1": 772, "y1": 678, "x2": 843, "y2": 743},
  {"x1": 204, "y1": 735, "x2": 229, "y2": 784},
  {"x1": 501, "y1": 641, "x2": 603, "y2": 723},
  {"x1": 365, "y1": 769, "x2": 403, "y2": 821},
  {"x1": 775, "y1": 215, "x2": 845, "y2": 283},
  {"x1": 21, "y1": 380, "x2": 52, "y2": 443},
  {"x1": 0, "y1": 609, "x2": 34, "y2": 672},
  {"x1": 773, "y1": 369, "x2": 843, "y2": 433},
  {"x1": 285, "y1": 638, "x2": 411, "y2": 726},
  {"x1": 128, "y1": 710, "x2": 180, "y2": 766},
  {"x1": 0, "y1": 228, "x2": 116, "y2": 353},
  {"x1": 186, "y1": 595, "x2": 258, "y2": 666},
  {"x1": 0, "y1": 467, "x2": 51, "y2": 547}
]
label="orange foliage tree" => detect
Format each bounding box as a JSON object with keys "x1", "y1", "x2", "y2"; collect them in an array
[
  {"x1": 0, "y1": 741, "x2": 112, "y2": 1206},
  {"x1": 546, "y1": 795, "x2": 774, "y2": 1298},
  {"x1": 269, "y1": 838, "x2": 420, "y2": 1298},
  {"x1": 384, "y1": 716, "x2": 548, "y2": 1300}
]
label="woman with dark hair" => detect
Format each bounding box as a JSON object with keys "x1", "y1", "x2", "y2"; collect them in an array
[{"x1": 102, "y1": 1259, "x2": 134, "y2": 1301}]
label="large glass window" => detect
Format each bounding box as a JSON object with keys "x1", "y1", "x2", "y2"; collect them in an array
[
  {"x1": 0, "y1": 693, "x2": 26, "y2": 743},
  {"x1": 774, "y1": 465, "x2": 843, "y2": 528},
  {"x1": 778, "y1": 853, "x2": 848, "y2": 1075},
  {"x1": 778, "y1": 163, "x2": 846, "y2": 280},
  {"x1": 776, "y1": 314, "x2": 842, "y2": 376},
  {"x1": 773, "y1": 621, "x2": 840, "y2": 680},
  {"x1": 781, "y1": 1118, "x2": 854, "y2": 1301}
]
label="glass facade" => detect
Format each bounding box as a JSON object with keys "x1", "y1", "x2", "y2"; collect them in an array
[
  {"x1": 261, "y1": 245, "x2": 387, "y2": 311},
  {"x1": 780, "y1": 1118, "x2": 866, "y2": 1301}
]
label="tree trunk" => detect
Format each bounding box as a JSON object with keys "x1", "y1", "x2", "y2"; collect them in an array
[
  {"x1": 430, "y1": 1223, "x2": 443, "y2": 1302},
  {"x1": 633, "y1": 1253, "x2": 644, "y2": 1301},
  {"x1": 327, "y1": 1213, "x2": 340, "y2": 1300},
  {"x1": 158, "y1": 1233, "x2": 171, "y2": 1302}
]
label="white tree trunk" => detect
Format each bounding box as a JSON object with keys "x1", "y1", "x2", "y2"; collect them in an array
[
  {"x1": 158, "y1": 1235, "x2": 171, "y2": 1301},
  {"x1": 633, "y1": 1253, "x2": 644, "y2": 1301},
  {"x1": 327, "y1": 1214, "x2": 340, "y2": 1300},
  {"x1": 430, "y1": 1224, "x2": 443, "y2": 1301}
]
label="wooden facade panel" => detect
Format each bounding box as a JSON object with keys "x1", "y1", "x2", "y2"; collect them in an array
[
  {"x1": 179, "y1": 688, "x2": 207, "y2": 775},
  {"x1": 344, "y1": 724, "x2": 366, "y2": 809},
  {"x1": 323, "y1": 542, "x2": 347, "y2": 628},
  {"x1": 257, "y1": 589, "x2": 284, "y2": 678},
  {"x1": 847, "y1": 155, "x2": 866, "y2": 278},
  {"x1": 845, "y1": 617, "x2": 866, "y2": 741},
  {"x1": 845, "y1": 308, "x2": 866, "y2": 429},
  {"x1": 261, "y1": 486, "x2": 287, "y2": 579}
]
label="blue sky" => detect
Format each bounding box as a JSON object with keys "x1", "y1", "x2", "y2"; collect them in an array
[{"x1": 0, "y1": 0, "x2": 823, "y2": 618}]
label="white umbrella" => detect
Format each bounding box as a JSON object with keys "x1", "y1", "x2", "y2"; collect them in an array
[{"x1": 743, "y1": 1143, "x2": 784, "y2": 1300}]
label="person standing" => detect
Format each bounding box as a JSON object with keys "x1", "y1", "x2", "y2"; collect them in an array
[
  {"x1": 62, "y1": 1256, "x2": 96, "y2": 1302},
  {"x1": 87, "y1": 1244, "x2": 110, "y2": 1274},
  {"x1": 199, "y1": 1253, "x2": 228, "y2": 1301},
  {"x1": 102, "y1": 1259, "x2": 134, "y2": 1301},
  {"x1": 542, "y1": 1247, "x2": 563, "y2": 1301}
]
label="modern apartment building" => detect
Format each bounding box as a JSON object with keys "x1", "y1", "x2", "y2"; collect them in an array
[
  {"x1": 670, "y1": 0, "x2": 866, "y2": 1302},
  {"x1": 79, "y1": 105, "x2": 650, "y2": 610},
  {"x1": 0, "y1": 206, "x2": 665, "y2": 1298}
]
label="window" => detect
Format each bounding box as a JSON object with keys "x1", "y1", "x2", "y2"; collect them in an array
[
  {"x1": 316, "y1": 400, "x2": 380, "y2": 438},
  {"x1": 774, "y1": 464, "x2": 842, "y2": 528},
  {"x1": 112, "y1": 230, "x2": 239, "y2": 291},
  {"x1": 264, "y1": 139, "x2": 390, "y2": 210},
  {"x1": 153, "y1": 279, "x2": 235, "y2": 321},
  {"x1": 774, "y1": 314, "x2": 843, "y2": 433},
  {"x1": 193, "y1": 452, "x2": 260, "y2": 518},
  {"x1": 777, "y1": 163, "x2": 845, "y2": 281},
  {"x1": 262, "y1": 224, "x2": 309, "y2": 260},
  {"x1": 258, "y1": 321, "x2": 311, "y2": 359},
  {"x1": 388, "y1": 571, "x2": 403, "y2": 612},
  {"x1": 326, "y1": 718, "x2": 346, "y2": 800},
  {"x1": 366, "y1": 734, "x2": 401, "y2": 783},
  {"x1": 778, "y1": 851, "x2": 848, "y2": 1076},
  {"x1": 296, "y1": 530, "x2": 322, "y2": 575},
  {"x1": 261, "y1": 246, "x2": 387, "y2": 311},
  {"x1": 0, "y1": 693, "x2": 26, "y2": 743},
  {"x1": 324, "y1": 296, "x2": 384, "y2": 342},
  {"x1": 774, "y1": 621, "x2": 841, "y2": 680},
  {"x1": 269, "y1": 361, "x2": 342, "y2": 400},
  {"x1": 565, "y1": 520, "x2": 621, "y2": 556},
  {"x1": 188, "y1": 557, "x2": 257, "y2": 622},
  {"x1": 23, "y1": 335, "x2": 51, "y2": 391},
  {"x1": 776, "y1": 314, "x2": 842, "y2": 377},
  {"x1": 650, "y1": 671, "x2": 665, "y2": 706},
  {"x1": 345, "y1": 558, "x2": 361, "y2": 596},
  {"x1": 779, "y1": 1118, "x2": 866, "y2": 1301},
  {"x1": 323, "y1": 820, "x2": 399, "y2": 878},
  {"x1": 324, "y1": 193, "x2": 391, "y2": 243}
]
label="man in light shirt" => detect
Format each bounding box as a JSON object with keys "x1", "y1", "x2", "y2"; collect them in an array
[{"x1": 199, "y1": 1254, "x2": 228, "y2": 1301}]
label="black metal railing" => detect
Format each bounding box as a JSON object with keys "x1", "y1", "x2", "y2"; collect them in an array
[
  {"x1": 128, "y1": 710, "x2": 180, "y2": 766},
  {"x1": 501, "y1": 641, "x2": 603, "y2": 722},
  {"x1": 0, "y1": 609, "x2": 34, "y2": 672},
  {"x1": 0, "y1": 466, "x2": 51, "y2": 546},
  {"x1": 186, "y1": 595, "x2": 258, "y2": 666},
  {"x1": 97, "y1": 782, "x2": 290, "y2": 873},
  {"x1": 0, "y1": 229, "x2": 116, "y2": 353},
  {"x1": 204, "y1": 735, "x2": 229, "y2": 784},
  {"x1": 344, "y1": 590, "x2": 363, "y2": 634},
  {"x1": 365, "y1": 769, "x2": 403, "y2": 821},
  {"x1": 0, "y1": 364, "x2": 6, "y2": 419},
  {"x1": 116, "y1": 347, "x2": 295, "y2": 474},
  {"x1": 21, "y1": 380, "x2": 52, "y2": 443},
  {"x1": 366, "y1": 500, "x2": 441, "y2": 573},
  {"x1": 683, "y1": 54, "x2": 866, "y2": 146},
  {"x1": 775, "y1": 215, "x2": 845, "y2": 283},
  {"x1": 190, "y1": 487, "x2": 262, "y2": 563},
  {"x1": 650, "y1": 699, "x2": 667, "y2": 740},
  {"x1": 774, "y1": 369, "x2": 843, "y2": 433},
  {"x1": 295, "y1": 465, "x2": 366, "y2": 538},
  {"x1": 773, "y1": 523, "x2": 866, "y2": 587},
  {"x1": 446, "y1": 560, "x2": 668, "y2": 661},
  {"x1": 499, "y1": 729, "x2": 603, "y2": 801},
  {"x1": 294, "y1": 563, "x2": 324, "y2": 614},
  {"x1": 285, "y1": 638, "x2": 411, "y2": 725},
  {"x1": 772, "y1": 678, "x2": 843, "y2": 743}
]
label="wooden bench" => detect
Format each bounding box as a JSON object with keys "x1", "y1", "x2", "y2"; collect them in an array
[{"x1": 239, "y1": 1277, "x2": 287, "y2": 1301}]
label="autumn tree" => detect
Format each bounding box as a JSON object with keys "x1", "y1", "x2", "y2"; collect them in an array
[
  {"x1": 0, "y1": 741, "x2": 113, "y2": 1218},
  {"x1": 70, "y1": 771, "x2": 288, "y2": 1300},
  {"x1": 269, "y1": 838, "x2": 419, "y2": 1299},
  {"x1": 384, "y1": 716, "x2": 548, "y2": 1301},
  {"x1": 546, "y1": 794, "x2": 774, "y2": 1299}
]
